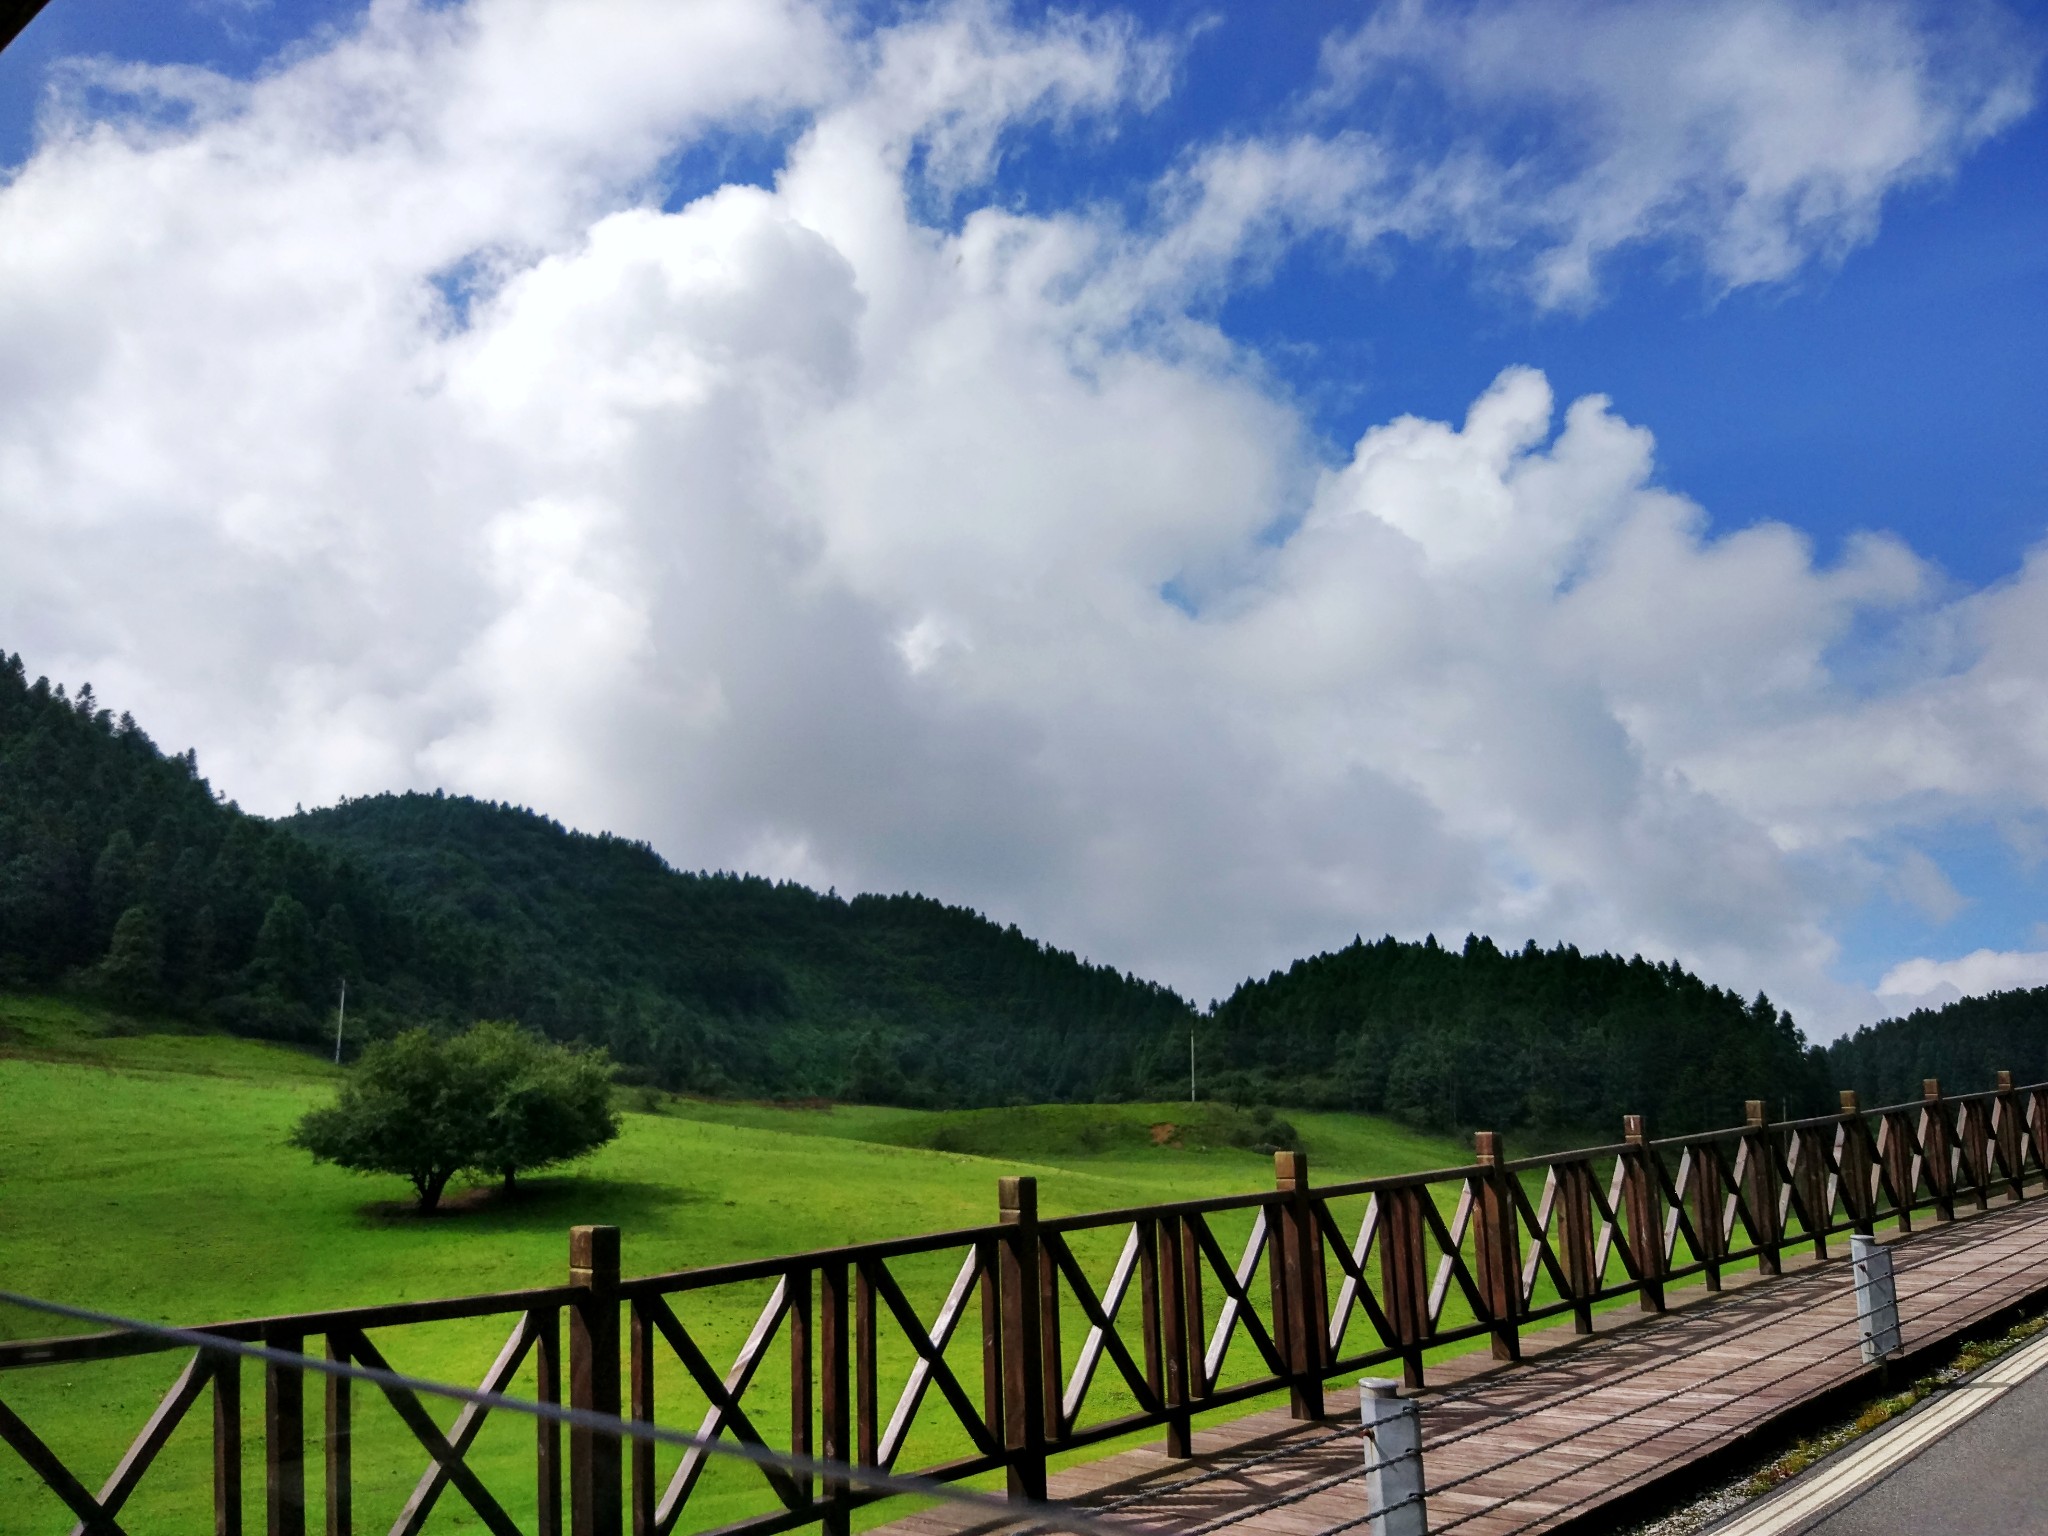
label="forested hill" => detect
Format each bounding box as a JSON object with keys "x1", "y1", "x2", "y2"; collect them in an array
[
  {"x1": 4, "y1": 645, "x2": 1864, "y2": 1128},
  {"x1": 1825, "y1": 987, "x2": 2048, "y2": 1107},
  {"x1": 0, "y1": 652, "x2": 416, "y2": 1039},
  {"x1": 1198, "y1": 936, "x2": 1833, "y2": 1136},
  {"x1": 281, "y1": 792, "x2": 1191, "y2": 1101},
  {"x1": 0, "y1": 649, "x2": 1190, "y2": 1102}
]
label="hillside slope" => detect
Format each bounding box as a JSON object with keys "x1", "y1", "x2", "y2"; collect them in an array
[
  {"x1": 0, "y1": 651, "x2": 434, "y2": 1038},
  {"x1": 0, "y1": 649, "x2": 1192, "y2": 1101},
  {"x1": 283, "y1": 792, "x2": 1193, "y2": 1101},
  {"x1": 1200, "y1": 934, "x2": 1832, "y2": 1135},
  {"x1": 1826, "y1": 986, "x2": 2048, "y2": 1106}
]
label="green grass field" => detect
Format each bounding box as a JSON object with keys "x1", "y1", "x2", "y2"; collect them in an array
[{"x1": 0, "y1": 995, "x2": 1476, "y2": 1534}]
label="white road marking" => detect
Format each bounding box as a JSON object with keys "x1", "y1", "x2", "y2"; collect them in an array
[{"x1": 1707, "y1": 1326, "x2": 2048, "y2": 1535}]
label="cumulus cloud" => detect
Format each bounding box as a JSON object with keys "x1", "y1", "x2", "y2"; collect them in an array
[{"x1": 0, "y1": 0, "x2": 2043, "y2": 1035}]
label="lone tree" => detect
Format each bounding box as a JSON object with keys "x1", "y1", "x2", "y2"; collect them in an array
[
  {"x1": 464, "y1": 1018, "x2": 619, "y2": 1192},
  {"x1": 291, "y1": 1021, "x2": 618, "y2": 1211}
]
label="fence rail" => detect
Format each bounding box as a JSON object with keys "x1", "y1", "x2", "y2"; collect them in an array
[{"x1": 5, "y1": 1073, "x2": 2044, "y2": 1536}]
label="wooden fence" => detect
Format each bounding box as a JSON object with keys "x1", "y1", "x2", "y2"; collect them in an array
[{"x1": 5, "y1": 1073, "x2": 2046, "y2": 1536}]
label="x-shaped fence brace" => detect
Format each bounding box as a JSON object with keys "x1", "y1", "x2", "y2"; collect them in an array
[{"x1": 0, "y1": 1345, "x2": 219, "y2": 1536}]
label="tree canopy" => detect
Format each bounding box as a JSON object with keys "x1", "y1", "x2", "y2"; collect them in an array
[
  {"x1": 1197, "y1": 933, "x2": 1832, "y2": 1135},
  {"x1": 1826, "y1": 986, "x2": 2048, "y2": 1107},
  {"x1": 290, "y1": 1021, "x2": 618, "y2": 1210}
]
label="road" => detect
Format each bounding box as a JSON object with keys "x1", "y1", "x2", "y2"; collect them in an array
[{"x1": 1709, "y1": 1326, "x2": 2048, "y2": 1535}]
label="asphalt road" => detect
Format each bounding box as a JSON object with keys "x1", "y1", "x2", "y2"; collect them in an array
[{"x1": 1742, "y1": 1362, "x2": 2048, "y2": 1535}]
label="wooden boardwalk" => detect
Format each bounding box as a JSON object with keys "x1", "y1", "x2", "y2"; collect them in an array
[{"x1": 875, "y1": 1194, "x2": 2048, "y2": 1536}]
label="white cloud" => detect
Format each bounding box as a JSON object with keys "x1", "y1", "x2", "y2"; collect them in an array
[
  {"x1": 0, "y1": 0, "x2": 2043, "y2": 1040},
  {"x1": 1877, "y1": 948, "x2": 2048, "y2": 1011},
  {"x1": 1314, "y1": 0, "x2": 2039, "y2": 305}
]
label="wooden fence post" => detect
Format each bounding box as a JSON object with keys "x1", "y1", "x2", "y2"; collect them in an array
[
  {"x1": 820, "y1": 1260, "x2": 851, "y2": 1536},
  {"x1": 856, "y1": 1264, "x2": 877, "y2": 1473},
  {"x1": 1743, "y1": 1102, "x2": 1782, "y2": 1276},
  {"x1": 1157, "y1": 1215, "x2": 1192, "y2": 1456},
  {"x1": 214, "y1": 1348, "x2": 243, "y2": 1536},
  {"x1": 538, "y1": 1309, "x2": 563, "y2": 1536},
  {"x1": 1377, "y1": 1185, "x2": 1430, "y2": 1389},
  {"x1": 1689, "y1": 1140, "x2": 1727, "y2": 1291},
  {"x1": 1138, "y1": 1218, "x2": 1165, "y2": 1425},
  {"x1": 1264, "y1": 1182, "x2": 1295, "y2": 1413},
  {"x1": 1922, "y1": 1081, "x2": 1955, "y2": 1222},
  {"x1": 1963, "y1": 1091, "x2": 1993, "y2": 1210},
  {"x1": 1995, "y1": 1071, "x2": 2025, "y2": 1201},
  {"x1": 629, "y1": 1291, "x2": 655, "y2": 1536},
  {"x1": 790, "y1": 1267, "x2": 815, "y2": 1514},
  {"x1": 2030, "y1": 1085, "x2": 2048, "y2": 1190},
  {"x1": 1180, "y1": 1214, "x2": 1207, "y2": 1405},
  {"x1": 264, "y1": 1327, "x2": 305, "y2": 1536},
  {"x1": 1838, "y1": 1091, "x2": 1875, "y2": 1237},
  {"x1": 1274, "y1": 1151, "x2": 1326, "y2": 1417},
  {"x1": 1795, "y1": 1123, "x2": 1831, "y2": 1259},
  {"x1": 1624, "y1": 1116, "x2": 1668, "y2": 1289},
  {"x1": 1556, "y1": 1159, "x2": 1597, "y2": 1333},
  {"x1": 1879, "y1": 1108, "x2": 1916, "y2": 1233},
  {"x1": 324, "y1": 1334, "x2": 350, "y2": 1536},
  {"x1": 570, "y1": 1225, "x2": 622, "y2": 1536},
  {"x1": 976, "y1": 1239, "x2": 1002, "y2": 1470},
  {"x1": 998, "y1": 1177, "x2": 1047, "y2": 1501},
  {"x1": 1472, "y1": 1133, "x2": 1522, "y2": 1360},
  {"x1": 1622, "y1": 1116, "x2": 1665, "y2": 1312}
]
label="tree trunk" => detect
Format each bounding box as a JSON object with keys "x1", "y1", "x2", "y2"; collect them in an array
[
  {"x1": 416, "y1": 1168, "x2": 452, "y2": 1213},
  {"x1": 503, "y1": 1166, "x2": 517, "y2": 1194}
]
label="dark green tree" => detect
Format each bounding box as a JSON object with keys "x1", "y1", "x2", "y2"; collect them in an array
[
  {"x1": 290, "y1": 1028, "x2": 485, "y2": 1212},
  {"x1": 249, "y1": 893, "x2": 318, "y2": 1003},
  {"x1": 844, "y1": 1029, "x2": 905, "y2": 1103},
  {"x1": 290, "y1": 1021, "x2": 619, "y2": 1210},
  {"x1": 90, "y1": 830, "x2": 139, "y2": 946},
  {"x1": 459, "y1": 1019, "x2": 618, "y2": 1191},
  {"x1": 94, "y1": 903, "x2": 165, "y2": 1006}
]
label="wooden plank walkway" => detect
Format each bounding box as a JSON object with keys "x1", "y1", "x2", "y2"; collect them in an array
[{"x1": 876, "y1": 1194, "x2": 2048, "y2": 1536}]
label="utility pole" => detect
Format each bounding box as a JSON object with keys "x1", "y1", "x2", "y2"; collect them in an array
[
  {"x1": 1189, "y1": 1027, "x2": 1196, "y2": 1104},
  {"x1": 333, "y1": 977, "x2": 347, "y2": 1065}
]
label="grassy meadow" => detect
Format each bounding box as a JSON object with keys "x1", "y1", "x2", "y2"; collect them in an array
[{"x1": 0, "y1": 994, "x2": 1476, "y2": 1534}]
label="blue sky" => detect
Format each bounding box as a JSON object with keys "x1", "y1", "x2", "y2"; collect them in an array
[{"x1": 3, "y1": 0, "x2": 2046, "y2": 1030}]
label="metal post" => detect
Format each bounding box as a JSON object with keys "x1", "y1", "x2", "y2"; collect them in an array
[
  {"x1": 1850, "y1": 1234, "x2": 1900, "y2": 1363},
  {"x1": 1360, "y1": 1378, "x2": 1426, "y2": 1536}
]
